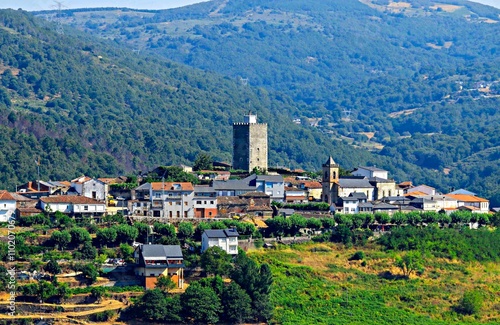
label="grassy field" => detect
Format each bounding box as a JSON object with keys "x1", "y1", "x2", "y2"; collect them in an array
[{"x1": 249, "y1": 242, "x2": 500, "y2": 325}]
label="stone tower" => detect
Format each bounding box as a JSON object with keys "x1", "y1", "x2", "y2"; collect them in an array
[
  {"x1": 322, "y1": 156, "x2": 339, "y2": 204},
  {"x1": 233, "y1": 114, "x2": 268, "y2": 172}
]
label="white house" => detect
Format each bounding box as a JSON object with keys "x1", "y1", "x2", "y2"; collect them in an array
[
  {"x1": 353, "y1": 166, "x2": 388, "y2": 180},
  {"x1": 150, "y1": 182, "x2": 194, "y2": 218},
  {"x1": 201, "y1": 229, "x2": 239, "y2": 255},
  {"x1": 0, "y1": 191, "x2": 16, "y2": 222},
  {"x1": 445, "y1": 194, "x2": 489, "y2": 213},
  {"x1": 406, "y1": 184, "x2": 436, "y2": 196},
  {"x1": 71, "y1": 176, "x2": 107, "y2": 201},
  {"x1": 193, "y1": 185, "x2": 217, "y2": 218},
  {"x1": 39, "y1": 196, "x2": 106, "y2": 216}
]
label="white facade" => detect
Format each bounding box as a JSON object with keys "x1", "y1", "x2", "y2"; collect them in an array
[
  {"x1": 353, "y1": 167, "x2": 388, "y2": 180},
  {"x1": 150, "y1": 182, "x2": 194, "y2": 218},
  {"x1": 342, "y1": 199, "x2": 359, "y2": 214},
  {"x1": 407, "y1": 185, "x2": 436, "y2": 195},
  {"x1": 201, "y1": 229, "x2": 239, "y2": 255},
  {"x1": 0, "y1": 197, "x2": 16, "y2": 222},
  {"x1": 40, "y1": 197, "x2": 106, "y2": 215},
  {"x1": 71, "y1": 176, "x2": 107, "y2": 201}
]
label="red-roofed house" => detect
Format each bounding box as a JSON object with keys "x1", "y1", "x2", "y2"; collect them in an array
[
  {"x1": 445, "y1": 194, "x2": 489, "y2": 213},
  {"x1": 150, "y1": 182, "x2": 194, "y2": 218},
  {"x1": 0, "y1": 190, "x2": 16, "y2": 222},
  {"x1": 40, "y1": 196, "x2": 106, "y2": 217}
]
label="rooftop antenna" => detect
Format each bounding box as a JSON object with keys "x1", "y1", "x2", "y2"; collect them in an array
[
  {"x1": 53, "y1": 1, "x2": 66, "y2": 35},
  {"x1": 239, "y1": 77, "x2": 248, "y2": 86},
  {"x1": 35, "y1": 157, "x2": 41, "y2": 192},
  {"x1": 342, "y1": 108, "x2": 352, "y2": 120}
]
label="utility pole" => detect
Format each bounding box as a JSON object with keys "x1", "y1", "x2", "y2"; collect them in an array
[{"x1": 35, "y1": 157, "x2": 41, "y2": 192}]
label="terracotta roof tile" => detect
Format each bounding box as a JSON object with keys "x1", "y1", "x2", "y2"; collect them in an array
[
  {"x1": 0, "y1": 190, "x2": 15, "y2": 201},
  {"x1": 445, "y1": 194, "x2": 488, "y2": 203},
  {"x1": 150, "y1": 182, "x2": 194, "y2": 191},
  {"x1": 40, "y1": 196, "x2": 104, "y2": 204}
]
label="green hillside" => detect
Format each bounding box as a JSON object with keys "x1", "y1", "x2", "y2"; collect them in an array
[
  {"x1": 44, "y1": 0, "x2": 500, "y2": 203},
  {"x1": 0, "y1": 9, "x2": 394, "y2": 189}
]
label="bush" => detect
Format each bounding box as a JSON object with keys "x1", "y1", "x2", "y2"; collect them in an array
[
  {"x1": 456, "y1": 290, "x2": 483, "y2": 315},
  {"x1": 349, "y1": 251, "x2": 365, "y2": 261}
]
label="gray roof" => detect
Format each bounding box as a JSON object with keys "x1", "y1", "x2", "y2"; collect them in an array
[
  {"x1": 449, "y1": 189, "x2": 477, "y2": 196},
  {"x1": 256, "y1": 174, "x2": 284, "y2": 183},
  {"x1": 213, "y1": 179, "x2": 255, "y2": 191},
  {"x1": 135, "y1": 183, "x2": 152, "y2": 191},
  {"x1": 341, "y1": 196, "x2": 358, "y2": 202},
  {"x1": 358, "y1": 166, "x2": 387, "y2": 172},
  {"x1": 338, "y1": 178, "x2": 374, "y2": 189},
  {"x1": 204, "y1": 229, "x2": 239, "y2": 238},
  {"x1": 194, "y1": 185, "x2": 216, "y2": 193},
  {"x1": 358, "y1": 202, "x2": 373, "y2": 208},
  {"x1": 140, "y1": 244, "x2": 183, "y2": 259},
  {"x1": 368, "y1": 177, "x2": 394, "y2": 183},
  {"x1": 372, "y1": 202, "x2": 398, "y2": 210},
  {"x1": 349, "y1": 192, "x2": 368, "y2": 200}
]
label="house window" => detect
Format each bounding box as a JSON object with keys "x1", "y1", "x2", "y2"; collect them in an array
[
  {"x1": 169, "y1": 202, "x2": 173, "y2": 206},
  {"x1": 208, "y1": 212, "x2": 212, "y2": 216},
  {"x1": 210, "y1": 201, "x2": 214, "y2": 204},
  {"x1": 184, "y1": 211, "x2": 188, "y2": 218},
  {"x1": 177, "y1": 211, "x2": 180, "y2": 218},
  {"x1": 155, "y1": 193, "x2": 161, "y2": 198},
  {"x1": 84, "y1": 205, "x2": 89, "y2": 211},
  {"x1": 197, "y1": 201, "x2": 202, "y2": 204}
]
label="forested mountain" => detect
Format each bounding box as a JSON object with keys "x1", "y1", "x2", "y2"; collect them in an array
[
  {"x1": 0, "y1": 8, "x2": 402, "y2": 191},
  {"x1": 38, "y1": 0, "x2": 500, "y2": 204}
]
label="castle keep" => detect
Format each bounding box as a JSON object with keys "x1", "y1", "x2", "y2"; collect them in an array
[{"x1": 233, "y1": 114, "x2": 268, "y2": 172}]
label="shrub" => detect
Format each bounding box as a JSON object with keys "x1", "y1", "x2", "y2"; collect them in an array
[
  {"x1": 456, "y1": 290, "x2": 483, "y2": 315},
  {"x1": 349, "y1": 251, "x2": 365, "y2": 261}
]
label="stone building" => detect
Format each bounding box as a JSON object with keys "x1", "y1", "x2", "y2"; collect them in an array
[{"x1": 232, "y1": 114, "x2": 268, "y2": 172}]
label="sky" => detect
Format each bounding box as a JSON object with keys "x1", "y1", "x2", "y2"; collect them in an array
[
  {"x1": 0, "y1": 0, "x2": 499, "y2": 11},
  {"x1": 0, "y1": 0, "x2": 210, "y2": 11}
]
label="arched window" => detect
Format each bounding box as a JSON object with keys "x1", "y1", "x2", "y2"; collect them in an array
[{"x1": 333, "y1": 171, "x2": 336, "y2": 179}]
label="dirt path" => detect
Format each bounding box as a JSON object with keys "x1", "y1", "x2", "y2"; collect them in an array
[{"x1": 0, "y1": 298, "x2": 126, "y2": 321}]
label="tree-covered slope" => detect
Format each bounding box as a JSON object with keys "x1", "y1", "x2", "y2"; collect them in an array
[
  {"x1": 45, "y1": 0, "x2": 500, "y2": 203},
  {"x1": 0, "y1": 9, "x2": 397, "y2": 190}
]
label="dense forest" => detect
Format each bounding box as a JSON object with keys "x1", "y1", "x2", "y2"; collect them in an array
[
  {"x1": 0, "y1": 8, "x2": 397, "y2": 191},
  {"x1": 36, "y1": 0, "x2": 500, "y2": 204}
]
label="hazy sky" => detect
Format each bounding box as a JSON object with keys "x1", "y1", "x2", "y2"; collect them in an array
[
  {"x1": 0, "y1": 0, "x2": 210, "y2": 11},
  {"x1": 0, "y1": 0, "x2": 498, "y2": 11}
]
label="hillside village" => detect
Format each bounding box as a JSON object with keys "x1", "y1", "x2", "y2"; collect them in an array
[
  {"x1": 1, "y1": 114, "x2": 499, "y2": 323},
  {"x1": 0, "y1": 114, "x2": 494, "y2": 225}
]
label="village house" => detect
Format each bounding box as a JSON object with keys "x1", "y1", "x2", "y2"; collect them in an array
[
  {"x1": 406, "y1": 184, "x2": 436, "y2": 196},
  {"x1": 299, "y1": 180, "x2": 322, "y2": 201},
  {"x1": 445, "y1": 194, "x2": 490, "y2": 213},
  {"x1": 70, "y1": 176, "x2": 107, "y2": 201},
  {"x1": 0, "y1": 190, "x2": 16, "y2": 222},
  {"x1": 214, "y1": 174, "x2": 284, "y2": 202},
  {"x1": 284, "y1": 186, "x2": 308, "y2": 203},
  {"x1": 201, "y1": 228, "x2": 239, "y2": 255},
  {"x1": 134, "y1": 244, "x2": 184, "y2": 289},
  {"x1": 150, "y1": 182, "x2": 194, "y2": 218},
  {"x1": 193, "y1": 185, "x2": 217, "y2": 218},
  {"x1": 39, "y1": 196, "x2": 106, "y2": 217},
  {"x1": 10, "y1": 192, "x2": 42, "y2": 217}
]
